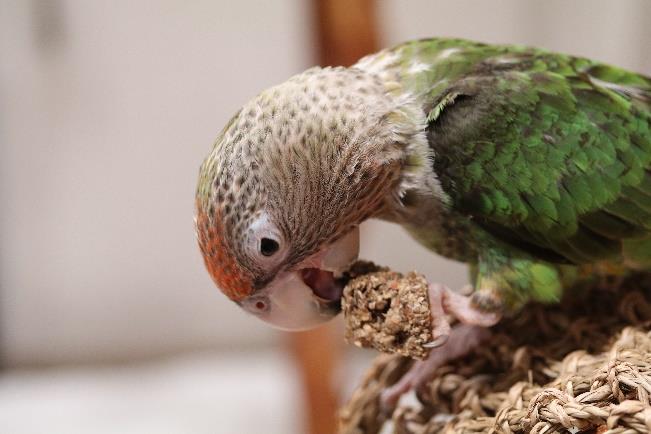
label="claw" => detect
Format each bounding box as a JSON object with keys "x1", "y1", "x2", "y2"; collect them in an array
[{"x1": 423, "y1": 333, "x2": 449, "y2": 348}]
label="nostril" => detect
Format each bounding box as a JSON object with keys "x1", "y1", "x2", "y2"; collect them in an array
[{"x1": 247, "y1": 296, "x2": 270, "y2": 313}]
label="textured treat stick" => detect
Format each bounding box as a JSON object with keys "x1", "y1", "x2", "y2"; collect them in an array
[{"x1": 341, "y1": 261, "x2": 433, "y2": 360}]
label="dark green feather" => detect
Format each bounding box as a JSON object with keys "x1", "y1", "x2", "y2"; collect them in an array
[
  {"x1": 380, "y1": 38, "x2": 651, "y2": 307},
  {"x1": 398, "y1": 39, "x2": 651, "y2": 266}
]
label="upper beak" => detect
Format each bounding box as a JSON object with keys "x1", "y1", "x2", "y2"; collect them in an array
[{"x1": 245, "y1": 227, "x2": 360, "y2": 331}]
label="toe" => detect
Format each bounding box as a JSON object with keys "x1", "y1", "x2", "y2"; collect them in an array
[
  {"x1": 379, "y1": 376, "x2": 413, "y2": 414},
  {"x1": 427, "y1": 283, "x2": 452, "y2": 340},
  {"x1": 444, "y1": 288, "x2": 502, "y2": 326}
]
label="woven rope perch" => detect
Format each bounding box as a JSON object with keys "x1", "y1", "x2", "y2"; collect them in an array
[{"x1": 339, "y1": 274, "x2": 651, "y2": 434}]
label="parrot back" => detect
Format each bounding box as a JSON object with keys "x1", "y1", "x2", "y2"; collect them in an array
[{"x1": 367, "y1": 38, "x2": 651, "y2": 270}]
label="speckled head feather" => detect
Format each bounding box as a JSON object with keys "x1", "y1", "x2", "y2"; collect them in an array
[{"x1": 196, "y1": 66, "x2": 433, "y2": 301}]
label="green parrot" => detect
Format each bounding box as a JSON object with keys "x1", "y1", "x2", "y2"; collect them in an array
[{"x1": 195, "y1": 38, "x2": 651, "y2": 407}]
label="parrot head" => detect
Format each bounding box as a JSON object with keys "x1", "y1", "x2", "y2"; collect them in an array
[{"x1": 195, "y1": 66, "x2": 434, "y2": 330}]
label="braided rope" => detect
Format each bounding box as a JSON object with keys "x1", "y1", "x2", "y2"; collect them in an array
[{"x1": 339, "y1": 275, "x2": 651, "y2": 434}]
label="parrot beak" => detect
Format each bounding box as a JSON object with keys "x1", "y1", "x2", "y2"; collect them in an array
[{"x1": 241, "y1": 227, "x2": 360, "y2": 331}]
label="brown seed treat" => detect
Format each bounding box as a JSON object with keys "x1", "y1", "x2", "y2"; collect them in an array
[{"x1": 341, "y1": 262, "x2": 433, "y2": 360}]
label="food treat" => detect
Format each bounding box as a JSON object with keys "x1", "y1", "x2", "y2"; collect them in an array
[{"x1": 342, "y1": 262, "x2": 434, "y2": 360}]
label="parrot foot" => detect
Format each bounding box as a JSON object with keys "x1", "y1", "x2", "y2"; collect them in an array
[
  {"x1": 438, "y1": 284, "x2": 502, "y2": 327},
  {"x1": 379, "y1": 284, "x2": 501, "y2": 413},
  {"x1": 379, "y1": 324, "x2": 491, "y2": 413},
  {"x1": 422, "y1": 283, "x2": 501, "y2": 348}
]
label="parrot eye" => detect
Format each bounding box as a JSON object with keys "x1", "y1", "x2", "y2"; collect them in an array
[
  {"x1": 246, "y1": 213, "x2": 288, "y2": 267},
  {"x1": 260, "y1": 238, "x2": 280, "y2": 256}
]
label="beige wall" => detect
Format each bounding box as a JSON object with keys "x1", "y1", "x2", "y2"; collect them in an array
[
  {"x1": 2, "y1": 0, "x2": 650, "y2": 366},
  {"x1": 0, "y1": 0, "x2": 313, "y2": 365},
  {"x1": 380, "y1": 0, "x2": 651, "y2": 72}
]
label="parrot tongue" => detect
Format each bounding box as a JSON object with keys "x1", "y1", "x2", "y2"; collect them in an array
[{"x1": 300, "y1": 268, "x2": 345, "y2": 302}]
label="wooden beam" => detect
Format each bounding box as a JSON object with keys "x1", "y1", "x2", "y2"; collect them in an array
[{"x1": 313, "y1": 0, "x2": 379, "y2": 67}]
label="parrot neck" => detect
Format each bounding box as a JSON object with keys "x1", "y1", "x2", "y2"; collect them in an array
[
  {"x1": 377, "y1": 186, "x2": 447, "y2": 227},
  {"x1": 369, "y1": 88, "x2": 448, "y2": 227},
  {"x1": 369, "y1": 83, "x2": 447, "y2": 220}
]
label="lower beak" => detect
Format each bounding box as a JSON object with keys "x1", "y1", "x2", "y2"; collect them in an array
[
  {"x1": 248, "y1": 227, "x2": 360, "y2": 331},
  {"x1": 259, "y1": 271, "x2": 341, "y2": 331}
]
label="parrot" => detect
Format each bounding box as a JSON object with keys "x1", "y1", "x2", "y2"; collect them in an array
[{"x1": 195, "y1": 38, "x2": 651, "y2": 408}]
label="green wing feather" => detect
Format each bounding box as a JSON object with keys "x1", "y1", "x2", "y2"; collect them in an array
[{"x1": 414, "y1": 40, "x2": 651, "y2": 266}]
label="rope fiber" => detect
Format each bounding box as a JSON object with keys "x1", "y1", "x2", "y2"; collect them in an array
[{"x1": 339, "y1": 274, "x2": 651, "y2": 434}]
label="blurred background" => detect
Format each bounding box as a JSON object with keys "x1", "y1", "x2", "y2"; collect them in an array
[{"x1": 1, "y1": 1, "x2": 650, "y2": 433}]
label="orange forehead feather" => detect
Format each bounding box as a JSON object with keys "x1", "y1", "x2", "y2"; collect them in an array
[{"x1": 196, "y1": 206, "x2": 253, "y2": 301}]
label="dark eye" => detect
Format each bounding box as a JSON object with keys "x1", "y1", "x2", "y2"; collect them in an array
[{"x1": 260, "y1": 237, "x2": 280, "y2": 256}]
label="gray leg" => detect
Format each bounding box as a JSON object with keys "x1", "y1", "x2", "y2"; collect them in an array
[
  {"x1": 379, "y1": 283, "x2": 501, "y2": 412},
  {"x1": 380, "y1": 324, "x2": 491, "y2": 412}
]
